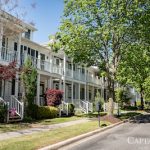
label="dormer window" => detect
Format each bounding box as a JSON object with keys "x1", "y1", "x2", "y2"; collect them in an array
[{"x1": 25, "y1": 29, "x2": 31, "y2": 40}]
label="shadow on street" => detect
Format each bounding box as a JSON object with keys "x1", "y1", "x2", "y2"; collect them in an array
[{"x1": 129, "y1": 114, "x2": 150, "y2": 123}]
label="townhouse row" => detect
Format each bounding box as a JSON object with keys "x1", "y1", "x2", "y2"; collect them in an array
[{"x1": 0, "y1": 10, "x2": 108, "y2": 106}]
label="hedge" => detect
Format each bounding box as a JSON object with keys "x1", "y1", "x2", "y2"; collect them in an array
[{"x1": 37, "y1": 106, "x2": 59, "y2": 119}]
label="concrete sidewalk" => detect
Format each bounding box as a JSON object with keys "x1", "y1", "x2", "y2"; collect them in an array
[{"x1": 0, "y1": 119, "x2": 89, "y2": 141}]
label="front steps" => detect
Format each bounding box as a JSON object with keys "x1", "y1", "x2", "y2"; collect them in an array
[{"x1": 0, "y1": 96, "x2": 24, "y2": 123}]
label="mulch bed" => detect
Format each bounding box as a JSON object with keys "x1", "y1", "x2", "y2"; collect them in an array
[{"x1": 101, "y1": 115, "x2": 121, "y2": 124}]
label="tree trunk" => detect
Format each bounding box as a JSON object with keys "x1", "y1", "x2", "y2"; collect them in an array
[{"x1": 140, "y1": 91, "x2": 144, "y2": 110}]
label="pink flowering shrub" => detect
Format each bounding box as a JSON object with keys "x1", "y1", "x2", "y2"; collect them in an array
[
  {"x1": 45, "y1": 89, "x2": 63, "y2": 106},
  {"x1": 9, "y1": 108, "x2": 16, "y2": 117}
]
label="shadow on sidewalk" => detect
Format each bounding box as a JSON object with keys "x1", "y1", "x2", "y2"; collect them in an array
[{"x1": 129, "y1": 114, "x2": 150, "y2": 123}]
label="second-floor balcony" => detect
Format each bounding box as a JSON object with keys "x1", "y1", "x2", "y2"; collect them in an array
[
  {"x1": 29, "y1": 56, "x2": 102, "y2": 85},
  {"x1": 0, "y1": 47, "x2": 17, "y2": 63}
]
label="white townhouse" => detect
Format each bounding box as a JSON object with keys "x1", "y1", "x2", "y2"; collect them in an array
[{"x1": 0, "y1": 10, "x2": 108, "y2": 120}]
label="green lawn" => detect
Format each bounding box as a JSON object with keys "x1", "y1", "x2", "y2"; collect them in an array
[
  {"x1": 0, "y1": 116, "x2": 85, "y2": 133},
  {"x1": 0, "y1": 121, "x2": 111, "y2": 150}
]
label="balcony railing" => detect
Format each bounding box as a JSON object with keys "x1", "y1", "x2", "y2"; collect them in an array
[
  {"x1": 0, "y1": 47, "x2": 17, "y2": 62},
  {"x1": 22, "y1": 55, "x2": 102, "y2": 85}
]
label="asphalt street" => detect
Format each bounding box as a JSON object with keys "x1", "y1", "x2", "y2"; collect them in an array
[{"x1": 59, "y1": 114, "x2": 150, "y2": 150}]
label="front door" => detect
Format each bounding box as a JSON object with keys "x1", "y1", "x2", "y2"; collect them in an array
[{"x1": 40, "y1": 84, "x2": 45, "y2": 105}]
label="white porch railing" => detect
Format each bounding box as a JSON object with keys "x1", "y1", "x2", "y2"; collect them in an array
[
  {"x1": 10, "y1": 95, "x2": 24, "y2": 120},
  {"x1": 59, "y1": 101, "x2": 69, "y2": 116},
  {"x1": 87, "y1": 101, "x2": 93, "y2": 112},
  {"x1": 0, "y1": 47, "x2": 17, "y2": 62},
  {"x1": 66, "y1": 68, "x2": 72, "y2": 77},
  {"x1": 80, "y1": 100, "x2": 87, "y2": 113},
  {"x1": 71, "y1": 99, "x2": 93, "y2": 113},
  {"x1": 52, "y1": 64, "x2": 63, "y2": 75}
]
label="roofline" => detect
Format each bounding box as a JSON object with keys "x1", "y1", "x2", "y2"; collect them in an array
[{"x1": 0, "y1": 10, "x2": 37, "y2": 31}]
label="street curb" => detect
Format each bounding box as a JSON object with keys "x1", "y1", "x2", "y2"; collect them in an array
[{"x1": 39, "y1": 120, "x2": 125, "y2": 150}]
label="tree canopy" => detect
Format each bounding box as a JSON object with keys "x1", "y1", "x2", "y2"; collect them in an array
[{"x1": 57, "y1": 0, "x2": 150, "y2": 100}]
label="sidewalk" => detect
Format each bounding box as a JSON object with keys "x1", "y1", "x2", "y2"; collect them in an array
[{"x1": 0, "y1": 118, "x2": 89, "y2": 141}]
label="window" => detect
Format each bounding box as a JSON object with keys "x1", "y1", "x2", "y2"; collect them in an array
[
  {"x1": 68, "y1": 63, "x2": 72, "y2": 69},
  {"x1": 40, "y1": 54, "x2": 45, "y2": 60},
  {"x1": 14, "y1": 42, "x2": 17, "y2": 51},
  {"x1": 28, "y1": 48, "x2": 30, "y2": 55},
  {"x1": 25, "y1": 29, "x2": 31, "y2": 39},
  {"x1": 24, "y1": 46, "x2": 27, "y2": 51},
  {"x1": 56, "y1": 58, "x2": 59, "y2": 65},
  {"x1": 31, "y1": 49, "x2": 35, "y2": 57}
]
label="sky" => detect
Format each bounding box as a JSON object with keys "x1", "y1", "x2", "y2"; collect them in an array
[{"x1": 19, "y1": 0, "x2": 64, "y2": 44}]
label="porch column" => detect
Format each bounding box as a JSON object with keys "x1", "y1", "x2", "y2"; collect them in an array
[
  {"x1": 0, "y1": 24, "x2": 3, "y2": 60},
  {"x1": 71, "y1": 81, "x2": 74, "y2": 104},
  {"x1": 15, "y1": 73, "x2": 19, "y2": 98},
  {"x1": 15, "y1": 33, "x2": 21, "y2": 98},
  {"x1": 71, "y1": 60, "x2": 73, "y2": 78},
  {"x1": 48, "y1": 77, "x2": 52, "y2": 89},
  {"x1": 37, "y1": 53, "x2": 41, "y2": 69},
  {"x1": 17, "y1": 33, "x2": 21, "y2": 66},
  {"x1": 59, "y1": 79, "x2": 62, "y2": 90},
  {"x1": 63, "y1": 54, "x2": 66, "y2": 101},
  {"x1": 78, "y1": 83, "x2": 80, "y2": 100},
  {"x1": 36, "y1": 74, "x2": 40, "y2": 105},
  {"x1": 87, "y1": 85, "x2": 89, "y2": 101},
  {"x1": 84, "y1": 84, "x2": 87, "y2": 100},
  {"x1": 92, "y1": 86, "x2": 95, "y2": 101}
]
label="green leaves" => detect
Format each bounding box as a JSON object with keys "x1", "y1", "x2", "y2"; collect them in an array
[{"x1": 51, "y1": 0, "x2": 150, "y2": 99}]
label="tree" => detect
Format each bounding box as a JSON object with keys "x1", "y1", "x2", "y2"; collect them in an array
[
  {"x1": 0, "y1": 61, "x2": 17, "y2": 97},
  {"x1": 115, "y1": 87, "x2": 132, "y2": 108},
  {"x1": 117, "y1": 45, "x2": 150, "y2": 110},
  {"x1": 57, "y1": 0, "x2": 150, "y2": 101},
  {"x1": 0, "y1": 0, "x2": 36, "y2": 38},
  {"x1": 143, "y1": 76, "x2": 150, "y2": 102},
  {"x1": 21, "y1": 58, "x2": 37, "y2": 117}
]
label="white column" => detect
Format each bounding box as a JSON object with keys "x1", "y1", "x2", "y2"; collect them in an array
[
  {"x1": 15, "y1": 73, "x2": 19, "y2": 98},
  {"x1": 36, "y1": 74, "x2": 40, "y2": 105},
  {"x1": 71, "y1": 61, "x2": 73, "y2": 78},
  {"x1": 85, "y1": 67, "x2": 87, "y2": 82},
  {"x1": 84, "y1": 84, "x2": 87, "y2": 100},
  {"x1": 49, "y1": 54, "x2": 53, "y2": 72},
  {"x1": 71, "y1": 81, "x2": 74, "y2": 103},
  {"x1": 37, "y1": 53, "x2": 41, "y2": 69},
  {"x1": 48, "y1": 77, "x2": 53, "y2": 89},
  {"x1": 17, "y1": 33, "x2": 21, "y2": 66},
  {"x1": 63, "y1": 54, "x2": 66, "y2": 101},
  {"x1": 87, "y1": 85, "x2": 89, "y2": 101},
  {"x1": 0, "y1": 24, "x2": 3, "y2": 60},
  {"x1": 92, "y1": 86, "x2": 95, "y2": 101},
  {"x1": 78, "y1": 83, "x2": 80, "y2": 100},
  {"x1": 59, "y1": 79, "x2": 62, "y2": 90},
  {"x1": 14, "y1": 33, "x2": 21, "y2": 98},
  {"x1": 63, "y1": 79, "x2": 66, "y2": 101},
  {"x1": 63, "y1": 54, "x2": 66, "y2": 76}
]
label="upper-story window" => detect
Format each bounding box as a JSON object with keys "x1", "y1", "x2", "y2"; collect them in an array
[{"x1": 25, "y1": 29, "x2": 31, "y2": 40}]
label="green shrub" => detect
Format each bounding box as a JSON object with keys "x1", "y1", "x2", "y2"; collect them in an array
[
  {"x1": 26, "y1": 104, "x2": 39, "y2": 119},
  {"x1": 123, "y1": 105, "x2": 137, "y2": 110},
  {"x1": 68, "y1": 103, "x2": 75, "y2": 116},
  {"x1": 37, "y1": 106, "x2": 58, "y2": 119},
  {"x1": 136, "y1": 100, "x2": 142, "y2": 110},
  {"x1": 144, "y1": 103, "x2": 150, "y2": 110},
  {"x1": 74, "y1": 109, "x2": 84, "y2": 116}
]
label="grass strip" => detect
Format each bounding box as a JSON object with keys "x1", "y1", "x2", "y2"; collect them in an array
[{"x1": 0, "y1": 121, "x2": 110, "y2": 150}]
